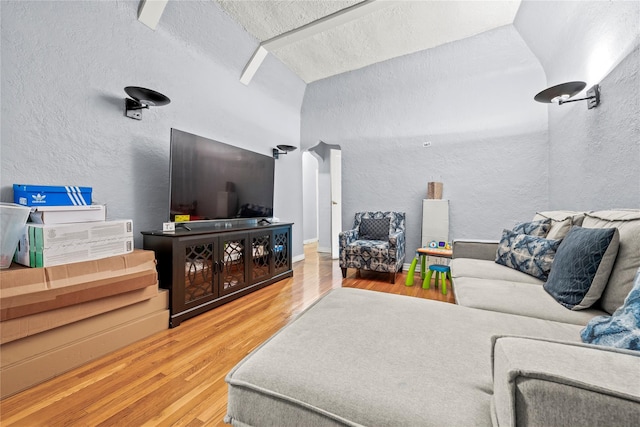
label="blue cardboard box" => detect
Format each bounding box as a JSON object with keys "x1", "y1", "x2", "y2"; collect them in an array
[{"x1": 13, "y1": 184, "x2": 92, "y2": 207}]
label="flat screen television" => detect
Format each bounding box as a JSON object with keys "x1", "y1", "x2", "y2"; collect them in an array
[{"x1": 169, "y1": 129, "x2": 275, "y2": 222}]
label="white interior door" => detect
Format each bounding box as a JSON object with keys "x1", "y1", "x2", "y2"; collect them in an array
[{"x1": 330, "y1": 149, "x2": 342, "y2": 259}]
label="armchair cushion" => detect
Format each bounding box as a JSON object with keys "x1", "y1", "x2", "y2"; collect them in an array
[{"x1": 359, "y1": 218, "x2": 390, "y2": 241}]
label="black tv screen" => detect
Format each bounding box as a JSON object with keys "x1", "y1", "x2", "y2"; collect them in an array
[{"x1": 169, "y1": 129, "x2": 275, "y2": 221}]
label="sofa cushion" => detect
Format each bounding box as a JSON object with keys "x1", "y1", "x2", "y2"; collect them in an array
[
  {"x1": 451, "y1": 258, "x2": 543, "y2": 285},
  {"x1": 225, "y1": 288, "x2": 583, "y2": 426},
  {"x1": 544, "y1": 227, "x2": 620, "y2": 310},
  {"x1": 359, "y1": 217, "x2": 390, "y2": 240},
  {"x1": 533, "y1": 211, "x2": 586, "y2": 240},
  {"x1": 512, "y1": 218, "x2": 551, "y2": 237},
  {"x1": 495, "y1": 229, "x2": 560, "y2": 281},
  {"x1": 453, "y1": 277, "x2": 606, "y2": 325},
  {"x1": 581, "y1": 267, "x2": 640, "y2": 350},
  {"x1": 533, "y1": 210, "x2": 586, "y2": 225},
  {"x1": 582, "y1": 210, "x2": 640, "y2": 314}
]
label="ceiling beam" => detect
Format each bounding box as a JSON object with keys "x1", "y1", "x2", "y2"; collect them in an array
[
  {"x1": 240, "y1": 46, "x2": 269, "y2": 85},
  {"x1": 240, "y1": 0, "x2": 393, "y2": 85},
  {"x1": 138, "y1": 0, "x2": 168, "y2": 30}
]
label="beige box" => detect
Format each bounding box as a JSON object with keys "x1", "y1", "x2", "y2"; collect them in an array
[
  {"x1": 13, "y1": 220, "x2": 134, "y2": 267},
  {"x1": 1, "y1": 250, "x2": 157, "y2": 321},
  {"x1": 29, "y1": 204, "x2": 107, "y2": 224},
  {"x1": 0, "y1": 289, "x2": 168, "y2": 399},
  {"x1": 427, "y1": 181, "x2": 443, "y2": 199},
  {"x1": 0, "y1": 284, "x2": 159, "y2": 344},
  {"x1": 29, "y1": 236, "x2": 134, "y2": 268},
  {"x1": 28, "y1": 220, "x2": 133, "y2": 246}
]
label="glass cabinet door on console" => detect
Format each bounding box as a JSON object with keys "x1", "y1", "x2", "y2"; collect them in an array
[
  {"x1": 248, "y1": 226, "x2": 291, "y2": 285},
  {"x1": 178, "y1": 232, "x2": 250, "y2": 308},
  {"x1": 272, "y1": 227, "x2": 291, "y2": 276},
  {"x1": 250, "y1": 231, "x2": 272, "y2": 284},
  {"x1": 181, "y1": 238, "x2": 219, "y2": 305},
  {"x1": 219, "y1": 232, "x2": 250, "y2": 297}
]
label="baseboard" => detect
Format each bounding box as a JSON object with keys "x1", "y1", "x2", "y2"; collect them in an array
[
  {"x1": 292, "y1": 254, "x2": 305, "y2": 263},
  {"x1": 404, "y1": 256, "x2": 450, "y2": 274},
  {"x1": 303, "y1": 238, "x2": 318, "y2": 244},
  {"x1": 317, "y1": 246, "x2": 331, "y2": 254},
  {"x1": 403, "y1": 262, "x2": 421, "y2": 273}
]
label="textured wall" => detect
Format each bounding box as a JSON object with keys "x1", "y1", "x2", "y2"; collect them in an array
[
  {"x1": 515, "y1": 0, "x2": 640, "y2": 209},
  {"x1": 302, "y1": 25, "x2": 548, "y2": 253},
  {"x1": 547, "y1": 47, "x2": 639, "y2": 210},
  {"x1": 515, "y1": 1, "x2": 639, "y2": 89},
  {"x1": 0, "y1": 1, "x2": 307, "y2": 256}
]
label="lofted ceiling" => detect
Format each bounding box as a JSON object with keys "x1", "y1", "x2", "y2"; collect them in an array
[{"x1": 215, "y1": 0, "x2": 523, "y2": 84}]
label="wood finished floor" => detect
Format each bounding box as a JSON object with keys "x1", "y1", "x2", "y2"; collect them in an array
[{"x1": 0, "y1": 244, "x2": 454, "y2": 426}]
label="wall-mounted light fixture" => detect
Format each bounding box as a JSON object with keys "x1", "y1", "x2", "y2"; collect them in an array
[
  {"x1": 273, "y1": 145, "x2": 297, "y2": 159},
  {"x1": 124, "y1": 86, "x2": 171, "y2": 120},
  {"x1": 534, "y1": 81, "x2": 600, "y2": 109}
]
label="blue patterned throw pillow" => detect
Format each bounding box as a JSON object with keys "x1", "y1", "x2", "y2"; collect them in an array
[
  {"x1": 495, "y1": 229, "x2": 561, "y2": 280},
  {"x1": 581, "y1": 267, "x2": 640, "y2": 351},
  {"x1": 359, "y1": 218, "x2": 390, "y2": 241},
  {"x1": 512, "y1": 218, "x2": 552, "y2": 237},
  {"x1": 544, "y1": 226, "x2": 620, "y2": 310}
]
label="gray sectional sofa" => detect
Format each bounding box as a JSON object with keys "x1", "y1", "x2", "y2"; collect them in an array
[
  {"x1": 225, "y1": 209, "x2": 640, "y2": 426},
  {"x1": 452, "y1": 210, "x2": 639, "y2": 326}
]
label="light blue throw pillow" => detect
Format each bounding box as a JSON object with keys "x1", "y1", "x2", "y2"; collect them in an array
[{"x1": 581, "y1": 267, "x2": 640, "y2": 351}]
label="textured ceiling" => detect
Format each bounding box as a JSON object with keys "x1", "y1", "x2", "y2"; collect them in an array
[
  {"x1": 216, "y1": 0, "x2": 522, "y2": 83},
  {"x1": 217, "y1": 0, "x2": 362, "y2": 40}
]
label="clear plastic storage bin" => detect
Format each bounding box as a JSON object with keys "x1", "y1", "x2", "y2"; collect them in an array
[{"x1": 0, "y1": 203, "x2": 31, "y2": 268}]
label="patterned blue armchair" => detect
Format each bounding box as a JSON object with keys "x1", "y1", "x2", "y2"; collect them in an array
[{"x1": 339, "y1": 211, "x2": 406, "y2": 283}]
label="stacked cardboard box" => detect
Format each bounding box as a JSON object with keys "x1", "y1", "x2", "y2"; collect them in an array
[
  {"x1": 1, "y1": 185, "x2": 167, "y2": 398},
  {"x1": 29, "y1": 204, "x2": 106, "y2": 224},
  {"x1": 0, "y1": 250, "x2": 168, "y2": 398},
  {"x1": 1, "y1": 249, "x2": 156, "y2": 324},
  {"x1": 13, "y1": 184, "x2": 93, "y2": 207},
  {"x1": 14, "y1": 220, "x2": 134, "y2": 267}
]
